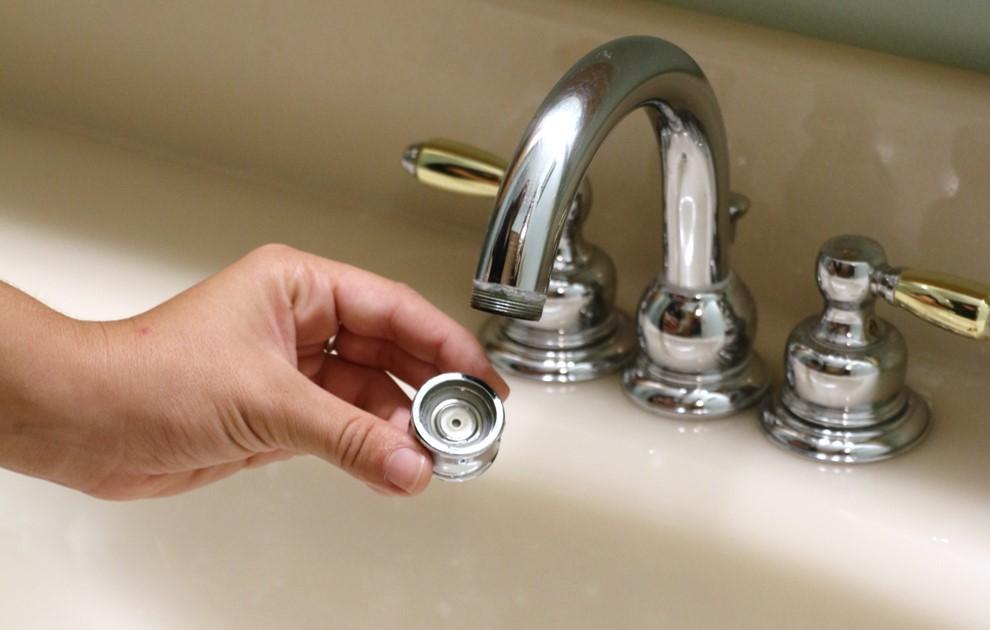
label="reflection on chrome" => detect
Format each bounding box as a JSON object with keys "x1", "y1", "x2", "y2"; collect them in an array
[
  {"x1": 401, "y1": 137, "x2": 638, "y2": 383},
  {"x1": 471, "y1": 36, "x2": 767, "y2": 417},
  {"x1": 762, "y1": 234, "x2": 990, "y2": 463}
]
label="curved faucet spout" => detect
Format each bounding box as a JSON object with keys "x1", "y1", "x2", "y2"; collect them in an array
[{"x1": 472, "y1": 36, "x2": 731, "y2": 321}]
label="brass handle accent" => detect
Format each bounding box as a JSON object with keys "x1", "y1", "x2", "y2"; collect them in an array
[
  {"x1": 891, "y1": 269, "x2": 990, "y2": 339},
  {"x1": 402, "y1": 138, "x2": 506, "y2": 197}
]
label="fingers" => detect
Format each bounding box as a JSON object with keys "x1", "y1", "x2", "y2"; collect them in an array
[
  {"x1": 272, "y1": 365, "x2": 432, "y2": 496},
  {"x1": 333, "y1": 329, "x2": 439, "y2": 389},
  {"x1": 317, "y1": 355, "x2": 411, "y2": 422},
  {"x1": 386, "y1": 406, "x2": 412, "y2": 431},
  {"x1": 327, "y1": 264, "x2": 509, "y2": 398},
  {"x1": 268, "y1": 248, "x2": 508, "y2": 399},
  {"x1": 317, "y1": 358, "x2": 415, "y2": 497},
  {"x1": 296, "y1": 341, "x2": 329, "y2": 381}
]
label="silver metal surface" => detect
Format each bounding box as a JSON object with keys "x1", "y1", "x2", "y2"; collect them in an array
[
  {"x1": 410, "y1": 373, "x2": 505, "y2": 482},
  {"x1": 762, "y1": 388, "x2": 930, "y2": 464},
  {"x1": 481, "y1": 179, "x2": 636, "y2": 381},
  {"x1": 402, "y1": 140, "x2": 636, "y2": 382},
  {"x1": 482, "y1": 311, "x2": 637, "y2": 383},
  {"x1": 762, "y1": 235, "x2": 940, "y2": 463},
  {"x1": 471, "y1": 35, "x2": 766, "y2": 415}
]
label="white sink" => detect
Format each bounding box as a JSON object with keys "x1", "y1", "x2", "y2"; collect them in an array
[
  {"x1": 1, "y1": 117, "x2": 987, "y2": 629},
  {"x1": 0, "y1": 443, "x2": 951, "y2": 630}
]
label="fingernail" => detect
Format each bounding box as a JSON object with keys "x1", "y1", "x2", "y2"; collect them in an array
[
  {"x1": 384, "y1": 448, "x2": 430, "y2": 494},
  {"x1": 494, "y1": 375, "x2": 510, "y2": 399}
]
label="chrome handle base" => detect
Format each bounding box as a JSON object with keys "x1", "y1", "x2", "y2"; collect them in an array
[
  {"x1": 762, "y1": 236, "x2": 925, "y2": 463},
  {"x1": 761, "y1": 234, "x2": 987, "y2": 464},
  {"x1": 622, "y1": 272, "x2": 768, "y2": 417},
  {"x1": 761, "y1": 386, "x2": 930, "y2": 465},
  {"x1": 483, "y1": 309, "x2": 638, "y2": 384},
  {"x1": 761, "y1": 312, "x2": 932, "y2": 465}
]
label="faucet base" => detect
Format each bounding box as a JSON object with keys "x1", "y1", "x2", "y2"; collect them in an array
[
  {"x1": 760, "y1": 386, "x2": 930, "y2": 464},
  {"x1": 622, "y1": 354, "x2": 768, "y2": 418},
  {"x1": 479, "y1": 312, "x2": 637, "y2": 383}
]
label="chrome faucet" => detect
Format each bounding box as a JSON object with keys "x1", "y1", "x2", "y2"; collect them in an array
[
  {"x1": 471, "y1": 35, "x2": 768, "y2": 417},
  {"x1": 401, "y1": 138, "x2": 637, "y2": 383}
]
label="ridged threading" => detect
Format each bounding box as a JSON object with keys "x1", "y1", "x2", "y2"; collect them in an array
[{"x1": 470, "y1": 284, "x2": 544, "y2": 321}]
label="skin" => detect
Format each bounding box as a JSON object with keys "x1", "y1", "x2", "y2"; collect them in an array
[{"x1": 0, "y1": 244, "x2": 508, "y2": 500}]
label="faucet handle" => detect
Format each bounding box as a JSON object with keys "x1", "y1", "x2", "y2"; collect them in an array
[
  {"x1": 402, "y1": 138, "x2": 506, "y2": 198},
  {"x1": 811, "y1": 235, "x2": 990, "y2": 340},
  {"x1": 875, "y1": 268, "x2": 990, "y2": 340},
  {"x1": 762, "y1": 234, "x2": 990, "y2": 464},
  {"x1": 403, "y1": 137, "x2": 595, "y2": 232}
]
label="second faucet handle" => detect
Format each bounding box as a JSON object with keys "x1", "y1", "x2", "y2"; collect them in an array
[
  {"x1": 402, "y1": 138, "x2": 505, "y2": 198},
  {"x1": 762, "y1": 234, "x2": 990, "y2": 464}
]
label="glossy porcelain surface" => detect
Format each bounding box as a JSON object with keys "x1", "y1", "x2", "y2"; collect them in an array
[{"x1": 1, "y1": 1, "x2": 989, "y2": 628}]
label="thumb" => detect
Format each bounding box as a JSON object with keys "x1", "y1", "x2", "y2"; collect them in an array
[{"x1": 272, "y1": 369, "x2": 433, "y2": 495}]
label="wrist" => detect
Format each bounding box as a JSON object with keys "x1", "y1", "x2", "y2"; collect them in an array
[{"x1": 0, "y1": 285, "x2": 127, "y2": 489}]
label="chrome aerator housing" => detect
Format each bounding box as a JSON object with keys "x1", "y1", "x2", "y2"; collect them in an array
[{"x1": 410, "y1": 373, "x2": 505, "y2": 482}]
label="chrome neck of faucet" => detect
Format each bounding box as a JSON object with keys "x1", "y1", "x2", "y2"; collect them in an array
[{"x1": 472, "y1": 35, "x2": 731, "y2": 320}]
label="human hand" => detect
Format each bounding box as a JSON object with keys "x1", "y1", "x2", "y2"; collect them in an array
[{"x1": 0, "y1": 245, "x2": 507, "y2": 499}]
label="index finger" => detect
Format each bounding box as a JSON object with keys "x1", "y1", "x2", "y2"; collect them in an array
[{"x1": 303, "y1": 254, "x2": 509, "y2": 399}]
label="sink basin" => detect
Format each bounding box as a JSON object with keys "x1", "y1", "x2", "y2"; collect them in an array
[
  {"x1": 1, "y1": 116, "x2": 987, "y2": 629},
  {"x1": 2, "y1": 0, "x2": 990, "y2": 623},
  {"x1": 0, "y1": 445, "x2": 948, "y2": 629}
]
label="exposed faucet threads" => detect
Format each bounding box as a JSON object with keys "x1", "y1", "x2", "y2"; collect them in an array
[
  {"x1": 471, "y1": 281, "x2": 545, "y2": 321},
  {"x1": 410, "y1": 373, "x2": 505, "y2": 482}
]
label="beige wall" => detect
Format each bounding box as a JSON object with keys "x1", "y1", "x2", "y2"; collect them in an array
[{"x1": 658, "y1": 0, "x2": 990, "y2": 73}]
